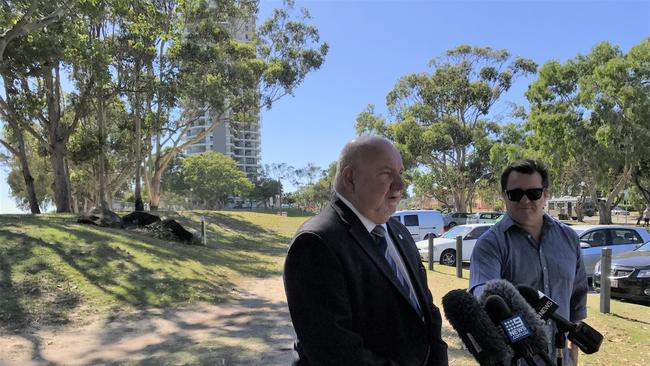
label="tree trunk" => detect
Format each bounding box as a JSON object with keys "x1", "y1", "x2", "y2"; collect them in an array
[
  {"x1": 453, "y1": 188, "x2": 467, "y2": 212},
  {"x1": 149, "y1": 168, "x2": 163, "y2": 211},
  {"x1": 597, "y1": 201, "x2": 612, "y2": 225},
  {"x1": 575, "y1": 200, "x2": 585, "y2": 222},
  {"x1": 50, "y1": 141, "x2": 71, "y2": 212},
  {"x1": 44, "y1": 65, "x2": 72, "y2": 212},
  {"x1": 97, "y1": 96, "x2": 108, "y2": 209},
  {"x1": 134, "y1": 102, "x2": 144, "y2": 211},
  {"x1": 1, "y1": 73, "x2": 41, "y2": 213}
]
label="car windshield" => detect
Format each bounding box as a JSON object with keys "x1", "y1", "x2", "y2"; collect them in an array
[
  {"x1": 635, "y1": 241, "x2": 650, "y2": 251},
  {"x1": 441, "y1": 225, "x2": 473, "y2": 239}
]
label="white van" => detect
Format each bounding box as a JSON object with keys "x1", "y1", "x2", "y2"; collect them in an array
[{"x1": 391, "y1": 210, "x2": 445, "y2": 241}]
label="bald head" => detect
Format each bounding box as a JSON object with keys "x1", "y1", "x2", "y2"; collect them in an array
[
  {"x1": 335, "y1": 136, "x2": 405, "y2": 224},
  {"x1": 334, "y1": 136, "x2": 393, "y2": 191}
]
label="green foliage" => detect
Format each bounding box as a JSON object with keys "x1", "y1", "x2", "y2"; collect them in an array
[
  {"x1": 181, "y1": 151, "x2": 254, "y2": 208},
  {"x1": 161, "y1": 151, "x2": 189, "y2": 196},
  {"x1": 526, "y1": 39, "x2": 650, "y2": 222},
  {"x1": 249, "y1": 177, "x2": 281, "y2": 208},
  {"x1": 291, "y1": 161, "x2": 335, "y2": 212},
  {"x1": 357, "y1": 45, "x2": 536, "y2": 211}
]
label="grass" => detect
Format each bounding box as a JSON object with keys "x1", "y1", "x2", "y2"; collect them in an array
[
  {"x1": 0, "y1": 210, "x2": 308, "y2": 329},
  {"x1": 1, "y1": 211, "x2": 649, "y2": 365}
]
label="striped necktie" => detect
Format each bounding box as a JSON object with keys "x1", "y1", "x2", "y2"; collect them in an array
[{"x1": 371, "y1": 225, "x2": 421, "y2": 314}]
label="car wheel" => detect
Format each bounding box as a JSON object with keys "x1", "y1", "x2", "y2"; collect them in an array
[
  {"x1": 448, "y1": 222, "x2": 457, "y2": 228},
  {"x1": 440, "y1": 249, "x2": 456, "y2": 266}
]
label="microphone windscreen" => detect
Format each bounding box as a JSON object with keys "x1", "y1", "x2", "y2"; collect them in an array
[
  {"x1": 479, "y1": 280, "x2": 549, "y2": 355},
  {"x1": 515, "y1": 284, "x2": 542, "y2": 307},
  {"x1": 442, "y1": 289, "x2": 513, "y2": 365}
]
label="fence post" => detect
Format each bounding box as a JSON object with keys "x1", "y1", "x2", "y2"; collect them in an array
[
  {"x1": 201, "y1": 215, "x2": 207, "y2": 246},
  {"x1": 456, "y1": 235, "x2": 463, "y2": 278},
  {"x1": 600, "y1": 248, "x2": 612, "y2": 314},
  {"x1": 428, "y1": 234, "x2": 434, "y2": 271}
]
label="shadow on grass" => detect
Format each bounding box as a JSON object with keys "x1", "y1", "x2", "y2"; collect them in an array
[
  {"x1": 0, "y1": 231, "x2": 82, "y2": 329},
  {"x1": 0, "y1": 212, "x2": 293, "y2": 330},
  {"x1": 611, "y1": 312, "x2": 650, "y2": 325}
]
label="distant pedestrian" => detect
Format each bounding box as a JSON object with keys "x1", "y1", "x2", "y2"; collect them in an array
[{"x1": 644, "y1": 206, "x2": 650, "y2": 227}]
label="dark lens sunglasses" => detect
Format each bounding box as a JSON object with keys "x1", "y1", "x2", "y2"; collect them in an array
[{"x1": 504, "y1": 188, "x2": 545, "y2": 202}]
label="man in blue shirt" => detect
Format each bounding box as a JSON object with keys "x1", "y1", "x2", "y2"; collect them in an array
[{"x1": 469, "y1": 159, "x2": 588, "y2": 365}]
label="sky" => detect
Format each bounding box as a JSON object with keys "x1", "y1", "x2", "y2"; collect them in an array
[{"x1": 1, "y1": 0, "x2": 649, "y2": 213}]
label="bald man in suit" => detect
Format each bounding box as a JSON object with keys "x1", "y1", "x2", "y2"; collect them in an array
[{"x1": 284, "y1": 136, "x2": 448, "y2": 366}]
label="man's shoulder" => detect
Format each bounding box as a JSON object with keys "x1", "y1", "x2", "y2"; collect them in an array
[
  {"x1": 296, "y1": 203, "x2": 340, "y2": 235},
  {"x1": 543, "y1": 214, "x2": 579, "y2": 239}
]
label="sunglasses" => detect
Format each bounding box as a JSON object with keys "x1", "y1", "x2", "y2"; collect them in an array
[{"x1": 504, "y1": 188, "x2": 545, "y2": 202}]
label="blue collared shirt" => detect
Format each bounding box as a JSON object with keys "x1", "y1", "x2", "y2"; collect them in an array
[{"x1": 469, "y1": 213, "x2": 588, "y2": 323}]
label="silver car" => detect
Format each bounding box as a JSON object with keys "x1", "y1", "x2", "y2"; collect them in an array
[{"x1": 571, "y1": 225, "x2": 650, "y2": 278}]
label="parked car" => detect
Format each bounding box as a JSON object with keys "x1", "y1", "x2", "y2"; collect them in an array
[
  {"x1": 468, "y1": 211, "x2": 504, "y2": 224},
  {"x1": 392, "y1": 209, "x2": 444, "y2": 241},
  {"x1": 443, "y1": 212, "x2": 473, "y2": 228},
  {"x1": 414, "y1": 224, "x2": 493, "y2": 266},
  {"x1": 611, "y1": 207, "x2": 630, "y2": 216},
  {"x1": 593, "y1": 240, "x2": 650, "y2": 303},
  {"x1": 570, "y1": 225, "x2": 650, "y2": 278}
]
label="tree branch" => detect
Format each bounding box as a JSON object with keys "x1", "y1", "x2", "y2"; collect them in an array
[{"x1": 0, "y1": 0, "x2": 72, "y2": 60}]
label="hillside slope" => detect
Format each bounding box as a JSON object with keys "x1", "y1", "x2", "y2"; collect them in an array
[{"x1": 0, "y1": 210, "x2": 309, "y2": 329}]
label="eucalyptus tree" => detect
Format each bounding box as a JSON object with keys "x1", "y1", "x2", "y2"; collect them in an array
[
  {"x1": 526, "y1": 39, "x2": 650, "y2": 224},
  {"x1": 113, "y1": 0, "x2": 162, "y2": 211},
  {"x1": 0, "y1": 0, "x2": 73, "y2": 213},
  {"x1": 357, "y1": 45, "x2": 536, "y2": 211},
  {"x1": 142, "y1": 0, "x2": 328, "y2": 210},
  {"x1": 0, "y1": 4, "x2": 94, "y2": 212}
]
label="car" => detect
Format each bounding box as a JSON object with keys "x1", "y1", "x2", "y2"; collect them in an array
[
  {"x1": 467, "y1": 211, "x2": 504, "y2": 224},
  {"x1": 611, "y1": 207, "x2": 630, "y2": 216},
  {"x1": 443, "y1": 212, "x2": 473, "y2": 228},
  {"x1": 593, "y1": 240, "x2": 650, "y2": 303},
  {"x1": 392, "y1": 209, "x2": 444, "y2": 241},
  {"x1": 570, "y1": 225, "x2": 650, "y2": 278},
  {"x1": 414, "y1": 224, "x2": 493, "y2": 266}
]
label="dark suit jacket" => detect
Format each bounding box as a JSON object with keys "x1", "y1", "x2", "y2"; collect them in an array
[{"x1": 284, "y1": 198, "x2": 448, "y2": 366}]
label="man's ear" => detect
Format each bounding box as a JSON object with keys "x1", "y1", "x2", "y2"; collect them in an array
[{"x1": 342, "y1": 166, "x2": 355, "y2": 191}]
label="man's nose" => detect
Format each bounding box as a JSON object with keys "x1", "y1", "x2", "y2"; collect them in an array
[{"x1": 392, "y1": 174, "x2": 405, "y2": 190}]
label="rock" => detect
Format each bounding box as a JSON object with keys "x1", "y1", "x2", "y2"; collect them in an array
[
  {"x1": 143, "y1": 219, "x2": 197, "y2": 244},
  {"x1": 121, "y1": 211, "x2": 161, "y2": 228},
  {"x1": 161, "y1": 219, "x2": 195, "y2": 243},
  {"x1": 77, "y1": 208, "x2": 122, "y2": 228}
]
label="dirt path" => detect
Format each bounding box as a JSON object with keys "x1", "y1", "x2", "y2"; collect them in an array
[{"x1": 0, "y1": 276, "x2": 296, "y2": 366}]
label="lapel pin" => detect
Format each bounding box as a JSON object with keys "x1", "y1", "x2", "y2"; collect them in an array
[{"x1": 398, "y1": 234, "x2": 403, "y2": 239}]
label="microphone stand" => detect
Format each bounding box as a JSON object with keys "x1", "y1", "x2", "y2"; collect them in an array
[{"x1": 555, "y1": 332, "x2": 566, "y2": 366}]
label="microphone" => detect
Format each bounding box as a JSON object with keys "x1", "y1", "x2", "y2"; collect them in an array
[
  {"x1": 442, "y1": 289, "x2": 512, "y2": 366},
  {"x1": 478, "y1": 280, "x2": 550, "y2": 357},
  {"x1": 483, "y1": 294, "x2": 539, "y2": 366},
  {"x1": 516, "y1": 284, "x2": 604, "y2": 354}
]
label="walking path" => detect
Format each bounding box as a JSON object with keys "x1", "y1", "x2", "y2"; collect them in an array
[{"x1": 0, "y1": 276, "x2": 295, "y2": 366}]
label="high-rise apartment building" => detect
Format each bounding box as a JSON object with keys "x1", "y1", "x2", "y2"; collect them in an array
[{"x1": 183, "y1": 15, "x2": 261, "y2": 180}]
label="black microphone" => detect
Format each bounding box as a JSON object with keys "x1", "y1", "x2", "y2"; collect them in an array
[
  {"x1": 516, "y1": 284, "x2": 604, "y2": 354},
  {"x1": 479, "y1": 280, "x2": 550, "y2": 358},
  {"x1": 442, "y1": 289, "x2": 512, "y2": 366},
  {"x1": 483, "y1": 294, "x2": 539, "y2": 366}
]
